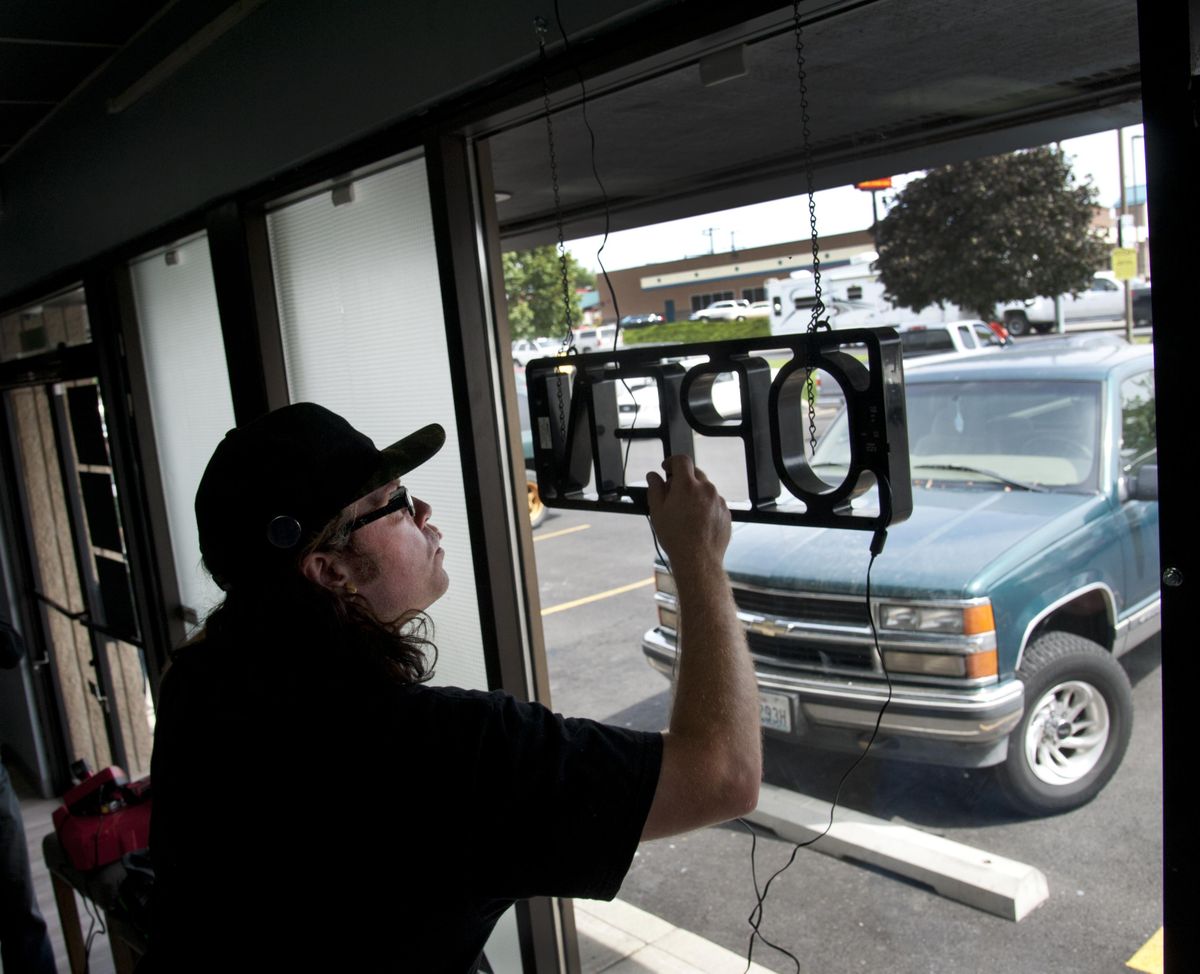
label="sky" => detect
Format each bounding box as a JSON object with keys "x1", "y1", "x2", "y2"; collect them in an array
[{"x1": 565, "y1": 126, "x2": 1147, "y2": 274}]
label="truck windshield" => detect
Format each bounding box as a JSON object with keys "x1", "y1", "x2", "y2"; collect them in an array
[{"x1": 813, "y1": 379, "x2": 1102, "y2": 492}]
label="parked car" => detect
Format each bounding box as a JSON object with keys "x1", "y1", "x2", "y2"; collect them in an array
[
  {"x1": 689, "y1": 299, "x2": 752, "y2": 322},
  {"x1": 998, "y1": 272, "x2": 1126, "y2": 336},
  {"x1": 898, "y1": 320, "x2": 1010, "y2": 359},
  {"x1": 642, "y1": 335, "x2": 1158, "y2": 815},
  {"x1": 748, "y1": 301, "x2": 771, "y2": 317},
  {"x1": 619, "y1": 313, "x2": 665, "y2": 328},
  {"x1": 512, "y1": 337, "x2": 559, "y2": 366},
  {"x1": 1131, "y1": 285, "x2": 1152, "y2": 327},
  {"x1": 574, "y1": 324, "x2": 619, "y2": 352}
]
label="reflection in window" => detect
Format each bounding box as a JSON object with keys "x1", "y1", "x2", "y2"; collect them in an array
[
  {"x1": 817, "y1": 380, "x2": 1102, "y2": 490},
  {"x1": 1120, "y1": 371, "x2": 1156, "y2": 469}
]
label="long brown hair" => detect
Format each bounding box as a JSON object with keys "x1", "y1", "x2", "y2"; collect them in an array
[{"x1": 192, "y1": 506, "x2": 437, "y2": 686}]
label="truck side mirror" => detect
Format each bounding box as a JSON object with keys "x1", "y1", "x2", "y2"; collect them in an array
[{"x1": 1129, "y1": 464, "x2": 1158, "y2": 501}]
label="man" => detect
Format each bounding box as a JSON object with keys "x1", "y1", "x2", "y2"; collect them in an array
[{"x1": 147, "y1": 403, "x2": 759, "y2": 972}]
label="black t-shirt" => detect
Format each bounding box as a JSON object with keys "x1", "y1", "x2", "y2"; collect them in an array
[{"x1": 147, "y1": 634, "x2": 662, "y2": 972}]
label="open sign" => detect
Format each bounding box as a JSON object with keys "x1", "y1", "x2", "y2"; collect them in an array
[{"x1": 525, "y1": 328, "x2": 912, "y2": 531}]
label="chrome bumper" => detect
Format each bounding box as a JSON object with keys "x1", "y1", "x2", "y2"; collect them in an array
[{"x1": 642, "y1": 627, "x2": 1024, "y2": 749}]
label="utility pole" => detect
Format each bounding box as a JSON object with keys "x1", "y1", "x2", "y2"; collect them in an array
[
  {"x1": 1117, "y1": 128, "x2": 1133, "y2": 342},
  {"x1": 702, "y1": 227, "x2": 719, "y2": 255}
]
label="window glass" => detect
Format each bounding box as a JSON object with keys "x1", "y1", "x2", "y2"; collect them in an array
[
  {"x1": 820, "y1": 379, "x2": 1102, "y2": 490},
  {"x1": 129, "y1": 234, "x2": 236, "y2": 626},
  {"x1": 901, "y1": 329, "x2": 953, "y2": 355},
  {"x1": 265, "y1": 154, "x2": 487, "y2": 690},
  {"x1": 974, "y1": 322, "x2": 1004, "y2": 346},
  {"x1": 0, "y1": 288, "x2": 90, "y2": 362}
]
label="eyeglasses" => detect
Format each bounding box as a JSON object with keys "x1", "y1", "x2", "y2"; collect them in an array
[{"x1": 349, "y1": 486, "x2": 415, "y2": 533}]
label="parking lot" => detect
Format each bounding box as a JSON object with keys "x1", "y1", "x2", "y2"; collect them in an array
[{"x1": 530, "y1": 382, "x2": 1163, "y2": 974}]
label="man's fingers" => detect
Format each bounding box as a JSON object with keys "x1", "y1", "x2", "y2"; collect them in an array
[
  {"x1": 661, "y1": 454, "x2": 695, "y2": 480},
  {"x1": 646, "y1": 470, "x2": 666, "y2": 507}
]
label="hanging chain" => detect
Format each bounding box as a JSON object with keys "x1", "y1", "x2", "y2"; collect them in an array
[
  {"x1": 536, "y1": 17, "x2": 573, "y2": 445},
  {"x1": 794, "y1": 0, "x2": 823, "y2": 459},
  {"x1": 536, "y1": 18, "x2": 577, "y2": 357}
]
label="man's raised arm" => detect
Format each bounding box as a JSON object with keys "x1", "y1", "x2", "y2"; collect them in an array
[{"x1": 639, "y1": 455, "x2": 762, "y2": 840}]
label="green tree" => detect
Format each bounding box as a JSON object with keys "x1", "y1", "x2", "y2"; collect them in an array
[
  {"x1": 874, "y1": 147, "x2": 1109, "y2": 320},
  {"x1": 502, "y1": 245, "x2": 596, "y2": 340}
]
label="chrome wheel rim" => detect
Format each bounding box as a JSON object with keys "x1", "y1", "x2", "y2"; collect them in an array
[{"x1": 1023, "y1": 680, "x2": 1110, "y2": 785}]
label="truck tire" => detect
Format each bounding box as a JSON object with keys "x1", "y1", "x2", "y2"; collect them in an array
[
  {"x1": 1003, "y1": 311, "x2": 1031, "y2": 337},
  {"x1": 997, "y1": 632, "x2": 1132, "y2": 816}
]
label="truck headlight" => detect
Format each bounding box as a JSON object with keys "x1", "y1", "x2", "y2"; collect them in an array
[{"x1": 878, "y1": 602, "x2": 994, "y2": 635}]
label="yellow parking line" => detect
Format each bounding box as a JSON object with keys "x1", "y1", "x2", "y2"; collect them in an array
[
  {"x1": 1126, "y1": 927, "x2": 1163, "y2": 974},
  {"x1": 541, "y1": 577, "x2": 655, "y2": 616},
  {"x1": 534, "y1": 523, "x2": 591, "y2": 542}
]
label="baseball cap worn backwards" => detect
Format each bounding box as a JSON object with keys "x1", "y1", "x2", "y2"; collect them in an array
[{"x1": 195, "y1": 403, "x2": 445, "y2": 589}]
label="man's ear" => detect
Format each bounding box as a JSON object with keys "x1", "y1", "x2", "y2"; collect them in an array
[{"x1": 300, "y1": 550, "x2": 351, "y2": 592}]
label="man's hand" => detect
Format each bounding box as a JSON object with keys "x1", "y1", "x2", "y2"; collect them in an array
[{"x1": 645, "y1": 455, "x2": 730, "y2": 579}]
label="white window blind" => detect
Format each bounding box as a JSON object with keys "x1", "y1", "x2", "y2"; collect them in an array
[
  {"x1": 129, "y1": 235, "x2": 236, "y2": 627},
  {"x1": 266, "y1": 155, "x2": 487, "y2": 690}
]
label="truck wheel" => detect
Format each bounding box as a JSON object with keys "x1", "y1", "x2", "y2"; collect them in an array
[
  {"x1": 1003, "y1": 311, "x2": 1030, "y2": 337},
  {"x1": 997, "y1": 632, "x2": 1132, "y2": 816},
  {"x1": 528, "y1": 479, "x2": 547, "y2": 528}
]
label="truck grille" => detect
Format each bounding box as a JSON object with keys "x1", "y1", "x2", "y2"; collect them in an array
[
  {"x1": 732, "y1": 587, "x2": 870, "y2": 626},
  {"x1": 746, "y1": 632, "x2": 876, "y2": 671}
]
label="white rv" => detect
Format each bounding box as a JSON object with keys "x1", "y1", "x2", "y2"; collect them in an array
[{"x1": 765, "y1": 252, "x2": 965, "y2": 336}]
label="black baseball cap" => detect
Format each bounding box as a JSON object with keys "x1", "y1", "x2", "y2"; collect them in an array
[{"x1": 195, "y1": 403, "x2": 445, "y2": 589}]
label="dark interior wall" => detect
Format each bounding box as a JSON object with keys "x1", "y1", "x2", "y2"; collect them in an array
[{"x1": 0, "y1": 0, "x2": 664, "y2": 302}]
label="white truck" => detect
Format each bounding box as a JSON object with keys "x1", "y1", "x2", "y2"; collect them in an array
[{"x1": 996, "y1": 273, "x2": 1125, "y2": 336}]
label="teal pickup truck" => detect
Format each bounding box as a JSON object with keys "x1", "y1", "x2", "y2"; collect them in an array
[{"x1": 643, "y1": 335, "x2": 1159, "y2": 815}]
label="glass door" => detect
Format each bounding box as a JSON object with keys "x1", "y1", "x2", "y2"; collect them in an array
[{"x1": 1, "y1": 291, "x2": 154, "y2": 781}]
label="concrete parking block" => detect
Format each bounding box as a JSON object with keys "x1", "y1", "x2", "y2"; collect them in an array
[{"x1": 746, "y1": 782, "x2": 1049, "y2": 921}]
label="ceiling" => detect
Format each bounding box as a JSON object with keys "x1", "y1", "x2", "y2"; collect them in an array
[
  {"x1": 0, "y1": 0, "x2": 1142, "y2": 249},
  {"x1": 485, "y1": 0, "x2": 1143, "y2": 249},
  {"x1": 0, "y1": 1, "x2": 173, "y2": 161}
]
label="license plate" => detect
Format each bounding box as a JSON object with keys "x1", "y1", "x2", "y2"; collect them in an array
[{"x1": 759, "y1": 691, "x2": 793, "y2": 733}]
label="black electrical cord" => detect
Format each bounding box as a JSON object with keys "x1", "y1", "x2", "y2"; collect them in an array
[
  {"x1": 545, "y1": 2, "x2": 663, "y2": 555},
  {"x1": 738, "y1": 517, "x2": 893, "y2": 973}
]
